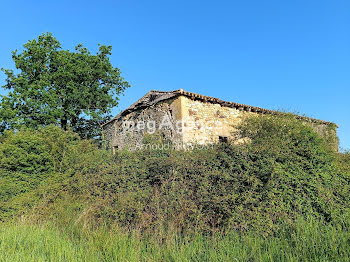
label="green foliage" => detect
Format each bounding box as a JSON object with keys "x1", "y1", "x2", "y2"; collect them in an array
[
  {"x1": 336, "y1": 151, "x2": 350, "y2": 177},
  {"x1": 237, "y1": 115, "x2": 348, "y2": 224},
  {"x1": 0, "y1": 129, "x2": 53, "y2": 176},
  {"x1": 0, "y1": 32, "x2": 130, "y2": 139},
  {"x1": 1, "y1": 115, "x2": 343, "y2": 236},
  {"x1": 0, "y1": 115, "x2": 349, "y2": 238},
  {"x1": 0, "y1": 116, "x2": 349, "y2": 260},
  {"x1": 0, "y1": 217, "x2": 349, "y2": 262},
  {"x1": 0, "y1": 126, "x2": 103, "y2": 221}
]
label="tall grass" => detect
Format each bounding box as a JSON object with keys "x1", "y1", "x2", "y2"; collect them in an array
[{"x1": 0, "y1": 217, "x2": 349, "y2": 262}]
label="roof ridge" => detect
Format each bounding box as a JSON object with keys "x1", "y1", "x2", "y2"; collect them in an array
[
  {"x1": 172, "y1": 89, "x2": 336, "y2": 126},
  {"x1": 101, "y1": 89, "x2": 336, "y2": 127}
]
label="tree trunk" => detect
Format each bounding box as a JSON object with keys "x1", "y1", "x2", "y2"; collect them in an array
[{"x1": 61, "y1": 118, "x2": 68, "y2": 130}]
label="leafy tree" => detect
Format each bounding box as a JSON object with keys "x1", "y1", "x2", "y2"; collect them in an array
[{"x1": 0, "y1": 32, "x2": 129, "y2": 139}]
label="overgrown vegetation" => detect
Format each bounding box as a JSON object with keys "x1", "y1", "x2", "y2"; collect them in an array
[
  {"x1": 0, "y1": 33, "x2": 129, "y2": 139},
  {"x1": 0, "y1": 115, "x2": 349, "y2": 261},
  {"x1": 1, "y1": 218, "x2": 349, "y2": 262}
]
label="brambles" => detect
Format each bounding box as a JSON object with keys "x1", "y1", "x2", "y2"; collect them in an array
[
  {"x1": 0, "y1": 115, "x2": 349, "y2": 259},
  {"x1": 1, "y1": 115, "x2": 348, "y2": 234}
]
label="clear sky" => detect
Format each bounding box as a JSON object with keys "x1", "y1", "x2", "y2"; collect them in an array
[{"x1": 1, "y1": 0, "x2": 349, "y2": 149}]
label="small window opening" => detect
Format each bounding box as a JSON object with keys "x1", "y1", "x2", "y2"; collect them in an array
[
  {"x1": 112, "y1": 145, "x2": 119, "y2": 154},
  {"x1": 219, "y1": 136, "x2": 228, "y2": 143}
]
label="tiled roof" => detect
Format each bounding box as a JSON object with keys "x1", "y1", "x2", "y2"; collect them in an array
[{"x1": 101, "y1": 89, "x2": 336, "y2": 127}]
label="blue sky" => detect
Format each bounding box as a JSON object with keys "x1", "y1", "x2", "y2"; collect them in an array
[{"x1": 1, "y1": 0, "x2": 349, "y2": 149}]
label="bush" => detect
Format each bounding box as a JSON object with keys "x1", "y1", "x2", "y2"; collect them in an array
[
  {"x1": 1, "y1": 116, "x2": 349, "y2": 235},
  {"x1": 0, "y1": 126, "x2": 104, "y2": 221},
  {"x1": 336, "y1": 151, "x2": 350, "y2": 176},
  {"x1": 14, "y1": 115, "x2": 347, "y2": 235}
]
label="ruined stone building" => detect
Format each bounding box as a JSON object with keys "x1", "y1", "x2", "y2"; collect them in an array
[{"x1": 102, "y1": 89, "x2": 337, "y2": 152}]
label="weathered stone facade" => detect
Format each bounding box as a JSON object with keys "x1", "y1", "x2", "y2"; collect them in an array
[
  {"x1": 104, "y1": 95, "x2": 183, "y2": 152},
  {"x1": 180, "y1": 95, "x2": 245, "y2": 145},
  {"x1": 102, "y1": 89, "x2": 337, "y2": 151}
]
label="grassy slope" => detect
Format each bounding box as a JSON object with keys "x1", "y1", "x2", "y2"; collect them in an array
[{"x1": 0, "y1": 218, "x2": 349, "y2": 262}]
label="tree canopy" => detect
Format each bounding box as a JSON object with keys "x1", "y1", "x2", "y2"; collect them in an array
[{"x1": 0, "y1": 32, "x2": 129, "y2": 139}]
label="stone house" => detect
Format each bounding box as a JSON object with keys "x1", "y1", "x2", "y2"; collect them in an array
[{"x1": 102, "y1": 89, "x2": 337, "y2": 152}]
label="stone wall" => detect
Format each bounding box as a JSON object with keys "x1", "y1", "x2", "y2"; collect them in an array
[
  {"x1": 103, "y1": 94, "x2": 338, "y2": 151},
  {"x1": 181, "y1": 96, "x2": 338, "y2": 148},
  {"x1": 310, "y1": 122, "x2": 339, "y2": 151},
  {"x1": 102, "y1": 120, "x2": 116, "y2": 151},
  {"x1": 180, "y1": 96, "x2": 245, "y2": 145},
  {"x1": 103, "y1": 96, "x2": 183, "y2": 151}
]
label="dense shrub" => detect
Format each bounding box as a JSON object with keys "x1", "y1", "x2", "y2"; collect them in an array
[
  {"x1": 0, "y1": 116, "x2": 349, "y2": 234},
  {"x1": 5, "y1": 115, "x2": 344, "y2": 235},
  {"x1": 0, "y1": 129, "x2": 52, "y2": 176},
  {"x1": 0, "y1": 126, "x2": 104, "y2": 221},
  {"x1": 336, "y1": 151, "x2": 350, "y2": 176},
  {"x1": 1, "y1": 114, "x2": 349, "y2": 260},
  {"x1": 238, "y1": 115, "x2": 348, "y2": 224}
]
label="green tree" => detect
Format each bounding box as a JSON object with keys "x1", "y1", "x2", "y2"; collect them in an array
[{"x1": 0, "y1": 32, "x2": 129, "y2": 139}]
